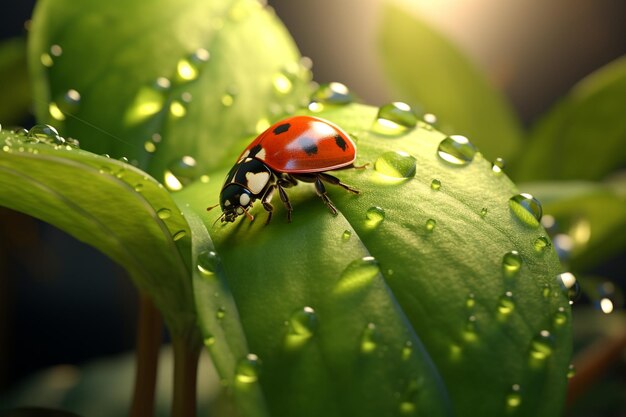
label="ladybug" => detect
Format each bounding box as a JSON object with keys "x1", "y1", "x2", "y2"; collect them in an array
[{"x1": 209, "y1": 115, "x2": 360, "y2": 224}]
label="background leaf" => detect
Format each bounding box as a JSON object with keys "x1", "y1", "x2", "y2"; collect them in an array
[
  {"x1": 377, "y1": 2, "x2": 523, "y2": 161},
  {"x1": 0, "y1": 38, "x2": 32, "y2": 125},
  {"x1": 28, "y1": 0, "x2": 311, "y2": 179},
  {"x1": 179, "y1": 103, "x2": 571, "y2": 417},
  {"x1": 522, "y1": 177, "x2": 626, "y2": 271},
  {"x1": 0, "y1": 130, "x2": 193, "y2": 338},
  {"x1": 512, "y1": 56, "x2": 626, "y2": 182}
]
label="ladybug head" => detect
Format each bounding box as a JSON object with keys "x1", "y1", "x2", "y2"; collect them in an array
[{"x1": 219, "y1": 183, "x2": 254, "y2": 223}]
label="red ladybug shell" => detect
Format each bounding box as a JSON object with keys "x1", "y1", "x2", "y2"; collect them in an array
[{"x1": 238, "y1": 115, "x2": 356, "y2": 173}]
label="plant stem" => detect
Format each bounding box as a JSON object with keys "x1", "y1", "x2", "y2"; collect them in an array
[
  {"x1": 172, "y1": 331, "x2": 202, "y2": 417},
  {"x1": 130, "y1": 293, "x2": 163, "y2": 417}
]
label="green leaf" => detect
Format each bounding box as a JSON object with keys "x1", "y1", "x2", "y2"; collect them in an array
[
  {"x1": 28, "y1": 0, "x2": 311, "y2": 178},
  {"x1": 0, "y1": 130, "x2": 194, "y2": 337},
  {"x1": 512, "y1": 55, "x2": 626, "y2": 181},
  {"x1": 180, "y1": 103, "x2": 571, "y2": 417},
  {"x1": 0, "y1": 38, "x2": 32, "y2": 125},
  {"x1": 377, "y1": 3, "x2": 523, "y2": 161},
  {"x1": 521, "y1": 178, "x2": 626, "y2": 271}
]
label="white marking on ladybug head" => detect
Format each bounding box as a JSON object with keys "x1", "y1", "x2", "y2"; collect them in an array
[
  {"x1": 224, "y1": 200, "x2": 231, "y2": 207},
  {"x1": 256, "y1": 147, "x2": 266, "y2": 160},
  {"x1": 239, "y1": 193, "x2": 251, "y2": 206},
  {"x1": 245, "y1": 157, "x2": 253, "y2": 163},
  {"x1": 245, "y1": 171, "x2": 270, "y2": 194},
  {"x1": 238, "y1": 149, "x2": 250, "y2": 163},
  {"x1": 236, "y1": 207, "x2": 244, "y2": 215}
]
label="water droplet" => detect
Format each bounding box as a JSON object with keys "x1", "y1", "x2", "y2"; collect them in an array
[
  {"x1": 48, "y1": 102, "x2": 65, "y2": 121},
  {"x1": 542, "y1": 284, "x2": 551, "y2": 299},
  {"x1": 374, "y1": 150, "x2": 416, "y2": 178},
  {"x1": 492, "y1": 157, "x2": 506, "y2": 174},
  {"x1": 425, "y1": 218, "x2": 437, "y2": 232},
  {"x1": 163, "y1": 170, "x2": 183, "y2": 191},
  {"x1": 498, "y1": 292, "x2": 515, "y2": 315},
  {"x1": 480, "y1": 207, "x2": 488, "y2": 217},
  {"x1": 125, "y1": 84, "x2": 166, "y2": 125},
  {"x1": 509, "y1": 193, "x2": 542, "y2": 228},
  {"x1": 401, "y1": 341, "x2": 413, "y2": 360},
  {"x1": 342, "y1": 230, "x2": 352, "y2": 241},
  {"x1": 533, "y1": 236, "x2": 551, "y2": 252},
  {"x1": 169, "y1": 156, "x2": 198, "y2": 185},
  {"x1": 373, "y1": 102, "x2": 417, "y2": 134},
  {"x1": 310, "y1": 82, "x2": 352, "y2": 105},
  {"x1": 235, "y1": 354, "x2": 261, "y2": 384},
  {"x1": 335, "y1": 257, "x2": 379, "y2": 294},
  {"x1": 144, "y1": 140, "x2": 157, "y2": 153},
  {"x1": 556, "y1": 272, "x2": 580, "y2": 304},
  {"x1": 437, "y1": 135, "x2": 477, "y2": 165},
  {"x1": 289, "y1": 306, "x2": 317, "y2": 337},
  {"x1": 530, "y1": 330, "x2": 554, "y2": 361},
  {"x1": 505, "y1": 384, "x2": 522, "y2": 410},
  {"x1": 134, "y1": 183, "x2": 144, "y2": 192},
  {"x1": 203, "y1": 335, "x2": 216, "y2": 347},
  {"x1": 554, "y1": 307, "x2": 568, "y2": 326},
  {"x1": 567, "y1": 364, "x2": 576, "y2": 379},
  {"x1": 423, "y1": 113, "x2": 437, "y2": 126},
  {"x1": 173, "y1": 230, "x2": 186, "y2": 241},
  {"x1": 273, "y1": 73, "x2": 292, "y2": 94},
  {"x1": 365, "y1": 206, "x2": 385, "y2": 228},
  {"x1": 40, "y1": 53, "x2": 53, "y2": 67},
  {"x1": 27, "y1": 124, "x2": 59, "y2": 143},
  {"x1": 169, "y1": 100, "x2": 187, "y2": 118},
  {"x1": 360, "y1": 323, "x2": 378, "y2": 354},
  {"x1": 430, "y1": 179, "x2": 441, "y2": 190},
  {"x1": 221, "y1": 93, "x2": 234, "y2": 107},
  {"x1": 176, "y1": 48, "x2": 209, "y2": 82},
  {"x1": 466, "y1": 293, "x2": 476, "y2": 309},
  {"x1": 197, "y1": 250, "x2": 219, "y2": 276},
  {"x1": 157, "y1": 208, "x2": 171, "y2": 219},
  {"x1": 502, "y1": 251, "x2": 522, "y2": 277},
  {"x1": 200, "y1": 175, "x2": 210, "y2": 183},
  {"x1": 49, "y1": 44, "x2": 62, "y2": 57},
  {"x1": 216, "y1": 307, "x2": 226, "y2": 320}
]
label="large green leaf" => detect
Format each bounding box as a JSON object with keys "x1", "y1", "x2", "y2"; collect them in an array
[
  {"x1": 512, "y1": 56, "x2": 626, "y2": 182},
  {"x1": 28, "y1": 0, "x2": 311, "y2": 179},
  {"x1": 179, "y1": 103, "x2": 571, "y2": 417},
  {"x1": 522, "y1": 178, "x2": 626, "y2": 271},
  {"x1": 377, "y1": 2, "x2": 522, "y2": 161},
  {"x1": 0, "y1": 38, "x2": 31, "y2": 125}
]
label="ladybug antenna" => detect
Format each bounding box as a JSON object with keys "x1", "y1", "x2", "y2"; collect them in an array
[
  {"x1": 206, "y1": 203, "x2": 219, "y2": 212},
  {"x1": 242, "y1": 206, "x2": 255, "y2": 222},
  {"x1": 212, "y1": 213, "x2": 224, "y2": 227}
]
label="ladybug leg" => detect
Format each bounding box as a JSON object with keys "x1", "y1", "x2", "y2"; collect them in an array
[
  {"x1": 312, "y1": 176, "x2": 338, "y2": 216},
  {"x1": 276, "y1": 178, "x2": 297, "y2": 223},
  {"x1": 319, "y1": 173, "x2": 360, "y2": 194},
  {"x1": 261, "y1": 185, "x2": 276, "y2": 225}
]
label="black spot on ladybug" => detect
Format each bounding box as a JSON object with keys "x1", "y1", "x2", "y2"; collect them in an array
[
  {"x1": 334, "y1": 135, "x2": 347, "y2": 151},
  {"x1": 299, "y1": 137, "x2": 318, "y2": 155},
  {"x1": 249, "y1": 144, "x2": 262, "y2": 156},
  {"x1": 273, "y1": 123, "x2": 291, "y2": 135}
]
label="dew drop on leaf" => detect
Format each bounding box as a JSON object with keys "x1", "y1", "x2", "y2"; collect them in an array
[
  {"x1": 567, "y1": 364, "x2": 576, "y2": 379},
  {"x1": 497, "y1": 291, "x2": 515, "y2": 316},
  {"x1": 374, "y1": 150, "x2": 416, "y2": 178},
  {"x1": 430, "y1": 178, "x2": 441, "y2": 190},
  {"x1": 144, "y1": 140, "x2": 157, "y2": 153},
  {"x1": 533, "y1": 235, "x2": 551, "y2": 252},
  {"x1": 466, "y1": 293, "x2": 476, "y2": 309},
  {"x1": 176, "y1": 48, "x2": 209, "y2": 82},
  {"x1": 530, "y1": 330, "x2": 554, "y2": 362},
  {"x1": 480, "y1": 207, "x2": 488, "y2": 217},
  {"x1": 360, "y1": 323, "x2": 378, "y2": 354},
  {"x1": 437, "y1": 135, "x2": 477, "y2": 165},
  {"x1": 335, "y1": 256, "x2": 380, "y2": 294},
  {"x1": 216, "y1": 307, "x2": 226, "y2": 319},
  {"x1": 509, "y1": 193, "x2": 542, "y2": 228},
  {"x1": 365, "y1": 206, "x2": 385, "y2": 228},
  {"x1": 273, "y1": 73, "x2": 292, "y2": 95},
  {"x1": 27, "y1": 124, "x2": 59, "y2": 143},
  {"x1": 203, "y1": 335, "x2": 216, "y2": 347},
  {"x1": 289, "y1": 306, "x2": 318, "y2": 337},
  {"x1": 553, "y1": 306, "x2": 568, "y2": 327},
  {"x1": 556, "y1": 272, "x2": 580, "y2": 304},
  {"x1": 502, "y1": 251, "x2": 522, "y2": 277},
  {"x1": 342, "y1": 230, "x2": 352, "y2": 241},
  {"x1": 197, "y1": 250, "x2": 219, "y2": 276},
  {"x1": 401, "y1": 341, "x2": 413, "y2": 361},
  {"x1": 310, "y1": 82, "x2": 353, "y2": 105},
  {"x1": 492, "y1": 157, "x2": 506, "y2": 174},
  {"x1": 373, "y1": 102, "x2": 418, "y2": 135},
  {"x1": 505, "y1": 384, "x2": 522, "y2": 410},
  {"x1": 235, "y1": 353, "x2": 261, "y2": 384},
  {"x1": 157, "y1": 208, "x2": 171, "y2": 219},
  {"x1": 173, "y1": 230, "x2": 186, "y2": 241}
]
